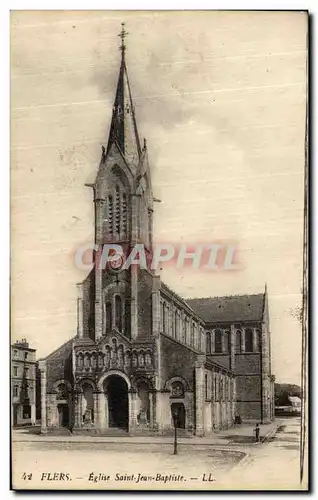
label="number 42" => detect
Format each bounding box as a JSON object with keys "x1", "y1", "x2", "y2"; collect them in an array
[{"x1": 21, "y1": 472, "x2": 32, "y2": 480}]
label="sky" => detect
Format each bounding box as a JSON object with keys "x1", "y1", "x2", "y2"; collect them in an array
[{"x1": 11, "y1": 11, "x2": 307, "y2": 384}]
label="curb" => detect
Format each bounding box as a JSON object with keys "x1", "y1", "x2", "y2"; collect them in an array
[{"x1": 261, "y1": 424, "x2": 279, "y2": 444}]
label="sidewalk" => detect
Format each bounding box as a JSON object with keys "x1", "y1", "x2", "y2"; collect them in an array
[{"x1": 13, "y1": 421, "x2": 279, "y2": 447}]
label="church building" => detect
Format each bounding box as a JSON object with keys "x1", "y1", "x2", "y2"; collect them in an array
[{"x1": 38, "y1": 27, "x2": 275, "y2": 435}]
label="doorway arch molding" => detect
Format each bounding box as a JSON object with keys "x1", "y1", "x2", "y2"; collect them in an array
[{"x1": 97, "y1": 370, "x2": 131, "y2": 391}]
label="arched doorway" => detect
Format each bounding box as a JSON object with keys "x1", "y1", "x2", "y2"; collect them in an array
[
  {"x1": 57, "y1": 404, "x2": 69, "y2": 427},
  {"x1": 171, "y1": 402, "x2": 186, "y2": 429},
  {"x1": 105, "y1": 375, "x2": 128, "y2": 430}
]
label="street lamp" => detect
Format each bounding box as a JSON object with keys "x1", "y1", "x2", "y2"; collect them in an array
[{"x1": 171, "y1": 407, "x2": 178, "y2": 455}]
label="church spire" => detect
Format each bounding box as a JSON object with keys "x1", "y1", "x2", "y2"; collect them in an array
[{"x1": 106, "y1": 23, "x2": 141, "y2": 165}]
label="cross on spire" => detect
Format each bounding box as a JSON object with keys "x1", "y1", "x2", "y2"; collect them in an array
[{"x1": 118, "y1": 22, "x2": 128, "y2": 57}]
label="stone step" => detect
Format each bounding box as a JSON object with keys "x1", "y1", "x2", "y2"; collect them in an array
[
  {"x1": 73, "y1": 427, "x2": 129, "y2": 437},
  {"x1": 46, "y1": 427, "x2": 72, "y2": 436}
]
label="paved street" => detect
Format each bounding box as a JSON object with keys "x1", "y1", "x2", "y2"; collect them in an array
[
  {"x1": 11, "y1": 417, "x2": 306, "y2": 491},
  {"x1": 222, "y1": 417, "x2": 307, "y2": 491}
]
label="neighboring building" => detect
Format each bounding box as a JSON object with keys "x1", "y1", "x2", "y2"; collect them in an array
[
  {"x1": 11, "y1": 339, "x2": 37, "y2": 426},
  {"x1": 275, "y1": 395, "x2": 301, "y2": 416},
  {"x1": 288, "y1": 396, "x2": 301, "y2": 409},
  {"x1": 38, "y1": 29, "x2": 275, "y2": 435}
]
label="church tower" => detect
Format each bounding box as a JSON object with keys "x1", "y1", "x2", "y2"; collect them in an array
[
  {"x1": 79, "y1": 23, "x2": 154, "y2": 345},
  {"x1": 39, "y1": 26, "x2": 274, "y2": 436}
]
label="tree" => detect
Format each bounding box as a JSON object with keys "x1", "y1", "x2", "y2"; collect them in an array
[{"x1": 274, "y1": 383, "x2": 302, "y2": 406}]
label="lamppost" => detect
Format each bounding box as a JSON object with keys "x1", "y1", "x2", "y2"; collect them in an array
[{"x1": 171, "y1": 407, "x2": 178, "y2": 455}]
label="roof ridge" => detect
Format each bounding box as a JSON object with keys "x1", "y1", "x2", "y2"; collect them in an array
[
  {"x1": 39, "y1": 336, "x2": 75, "y2": 362},
  {"x1": 186, "y1": 292, "x2": 265, "y2": 301}
]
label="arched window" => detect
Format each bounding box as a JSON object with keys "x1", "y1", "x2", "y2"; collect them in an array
[
  {"x1": 245, "y1": 328, "x2": 253, "y2": 352},
  {"x1": 84, "y1": 353, "x2": 90, "y2": 368},
  {"x1": 77, "y1": 354, "x2": 84, "y2": 367},
  {"x1": 13, "y1": 385, "x2": 19, "y2": 397},
  {"x1": 163, "y1": 304, "x2": 167, "y2": 333},
  {"x1": 224, "y1": 330, "x2": 230, "y2": 352},
  {"x1": 106, "y1": 178, "x2": 129, "y2": 240},
  {"x1": 179, "y1": 316, "x2": 185, "y2": 343},
  {"x1": 200, "y1": 330, "x2": 205, "y2": 352},
  {"x1": 236, "y1": 330, "x2": 241, "y2": 353},
  {"x1": 214, "y1": 329, "x2": 223, "y2": 353},
  {"x1": 138, "y1": 353, "x2": 145, "y2": 367},
  {"x1": 115, "y1": 295, "x2": 123, "y2": 331},
  {"x1": 125, "y1": 299, "x2": 130, "y2": 338},
  {"x1": 107, "y1": 195, "x2": 113, "y2": 235},
  {"x1": 122, "y1": 193, "x2": 127, "y2": 234},
  {"x1": 174, "y1": 312, "x2": 178, "y2": 339},
  {"x1": 191, "y1": 323, "x2": 195, "y2": 347},
  {"x1": 91, "y1": 354, "x2": 97, "y2": 368},
  {"x1": 206, "y1": 332, "x2": 211, "y2": 354},
  {"x1": 160, "y1": 302, "x2": 164, "y2": 331},
  {"x1": 115, "y1": 185, "x2": 120, "y2": 234},
  {"x1": 255, "y1": 329, "x2": 261, "y2": 352},
  {"x1": 106, "y1": 301, "x2": 112, "y2": 333},
  {"x1": 132, "y1": 353, "x2": 138, "y2": 367}
]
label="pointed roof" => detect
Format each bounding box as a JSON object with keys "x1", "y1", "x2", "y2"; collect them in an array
[{"x1": 106, "y1": 25, "x2": 141, "y2": 166}]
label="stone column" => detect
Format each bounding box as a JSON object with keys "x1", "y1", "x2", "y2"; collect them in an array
[
  {"x1": 221, "y1": 330, "x2": 226, "y2": 353},
  {"x1": 31, "y1": 404, "x2": 36, "y2": 425},
  {"x1": 74, "y1": 392, "x2": 81, "y2": 428},
  {"x1": 77, "y1": 283, "x2": 84, "y2": 339},
  {"x1": 252, "y1": 328, "x2": 259, "y2": 352},
  {"x1": 154, "y1": 391, "x2": 162, "y2": 430},
  {"x1": 241, "y1": 328, "x2": 246, "y2": 352},
  {"x1": 148, "y1": 207, "x2": 154, "y2": 250},
  {"x1": 152, "y1": 277, "x2": 162, "y2": 398},
  {"x1": 261, "y1": 323, "x2": 270, "y2": 422},
  {"x1": 149, "y1": 392, "x2": 154, "y2": 429},
  {"x1": 211, "y1": 330, "x2": 215, "y2": 353},
  {"x1": 94, "y1": 198, "x2": 105, "y2": 341},
  {"x1": 104, "y1": 391, "x2": 109, "y2": 429},
  {"x1": 128, "y1": 390, "x2": 138, "y2": 433},
  {"x1": 200, "y1": 326, "x2": 205, "y2": 353},
  {"x1": 230, "y1": 324, "x2": 236, "y2": 370},
  {"x1": 130, "y1": 194, "x2": 139, "y2": 341},
  {"x1": 195, "y1": 355, "x2": 205, "y2": 436},
  {"x1": 130, "y1": 266, "x2": 138, "y2": 340},
  {"x1": 232, "y1": 377, "x2": 236, "y2": 421},
  {"x1": 38, "y1": 360, "x2": 47, "y2": 433},
  {"x1": 93, "y1": 392, "x2": 98, "y2": 428}
]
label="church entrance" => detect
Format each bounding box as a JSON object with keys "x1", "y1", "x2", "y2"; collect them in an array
[
  {"x1": 106, "y1": 375, "x2": 128, "y2": 430},
  {"x1": 57, "y1": 404, "x2": 69, "y2": 427},
  {"x1": 171, "y1": 402, "x2": 186, "y2": 429}
]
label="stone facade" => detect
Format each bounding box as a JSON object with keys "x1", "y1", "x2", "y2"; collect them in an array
[{"x1": 38, "y1": 34, "x2": 274, "y2": 435}]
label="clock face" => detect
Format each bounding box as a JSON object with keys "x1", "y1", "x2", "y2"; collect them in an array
[{"x1": 108, "y1": 254, "x2": 124, "y2": 272}]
